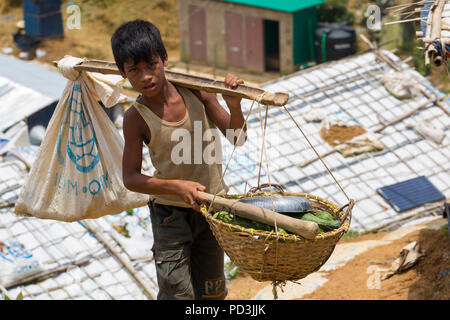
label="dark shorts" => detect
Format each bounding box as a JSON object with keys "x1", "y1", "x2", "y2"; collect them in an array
[{"x1": 148, "y1": 200, "x2": 227, "y2": 300}]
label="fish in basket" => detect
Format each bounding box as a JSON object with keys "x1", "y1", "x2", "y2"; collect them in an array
[{"x1": 200, "y1": 184, "x2": 354, "y2": 283}]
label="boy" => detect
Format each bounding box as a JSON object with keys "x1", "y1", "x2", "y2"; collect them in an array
[{"x1": 111, "y1": 20, "x2": 247, "y2": 300}]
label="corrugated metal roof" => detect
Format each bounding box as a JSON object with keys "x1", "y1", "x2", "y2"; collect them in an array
[
  {"x1": 219, "y1": 0, "x2": 324, "y2": 13},
  {"x1": 0, "y1": 54, "x2": 66, "y2": 132}
]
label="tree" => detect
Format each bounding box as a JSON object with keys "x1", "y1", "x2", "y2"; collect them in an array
[{"x1": 318, "y1": 0, "x2": 355, "y2": 24}]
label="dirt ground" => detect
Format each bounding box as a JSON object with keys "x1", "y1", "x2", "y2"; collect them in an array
[
  {"x1": 320, "y1": 124, "x2": 367, "y2": 147},
  {"x1": 226, "y1": 223, "x2": 450, "y2": 300},
  {"x1": 0, "y1": 1, "x2": 180, "y2": 65}
]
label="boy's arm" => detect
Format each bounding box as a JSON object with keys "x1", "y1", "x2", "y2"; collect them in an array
[
  {"x1": 122, "y1": 107, "x2": 207, "y2": 211},
  {"x1": 191, "y1": 74, "x2": 247, "y2": 146}
]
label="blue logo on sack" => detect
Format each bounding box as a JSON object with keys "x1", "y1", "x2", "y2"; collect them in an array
[
  {"x1": 56, "y1": 84, "x2": 100, "y2": 173},
  {"x1": 0, "y1": 241, "x2": 33, "y2": 263}
]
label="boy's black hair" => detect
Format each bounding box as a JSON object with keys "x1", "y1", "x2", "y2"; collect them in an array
[{"x1": 111, "y1": 20, "x2": 167, "y2": 72}]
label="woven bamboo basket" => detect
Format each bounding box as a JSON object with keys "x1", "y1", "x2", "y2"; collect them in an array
[{"x1": 201, "y1": 185, "x2": 354, "y2": 282}]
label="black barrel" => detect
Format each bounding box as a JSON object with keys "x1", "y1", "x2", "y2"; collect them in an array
[{"x1": 315, "y1": 22, "x2": 356, "y2": 64}]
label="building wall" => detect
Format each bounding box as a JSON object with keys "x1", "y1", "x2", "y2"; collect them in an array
[
  {"x1": 293, "y1": 6, "x2": 318, "y2": 65},
  {"x1": 178, "y1": 0, "x2": 294, "y2": 74}
]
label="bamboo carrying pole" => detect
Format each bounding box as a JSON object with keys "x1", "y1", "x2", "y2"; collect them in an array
[
  {"x1": 198, "y1": 191, "x2": 319, "y2": 239},
  {"x1": 53, "y1": 59, "x2": 290, "y2": 106}
]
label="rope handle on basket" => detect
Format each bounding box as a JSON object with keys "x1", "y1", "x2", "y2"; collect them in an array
[
  {"x1": 283, "y1": 106, "x2": 351, "y2": 203},
  {"x1": 336, "y1": 199, "x2": 355, "y2": 223},
  {"x1": 247, "y1": 183, "x2": 285, "y2": 195},
  {"x1": 205, "y1": 92, "x2": 267, "y2": 217}
]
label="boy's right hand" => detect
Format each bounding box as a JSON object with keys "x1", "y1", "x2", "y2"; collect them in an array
[{"x1": 175, "y1": 180, "x2": 208, "y2": 212}]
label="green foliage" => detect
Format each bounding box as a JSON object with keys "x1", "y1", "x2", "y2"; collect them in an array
[
  {"x1": 440, "y1": 87, "x2": 450, "y2": 95},
  {"x1": 73, "y1": 0, "x2": 117, "y2": 9},
  {"x1": 3, "y1": 291, "x2": 23, "y2": 300},
  {"x1": 441, "y1": 224, "x2": 449, "y2": 237},
  {"x1": 411, "y1": 46, "x2": 434, "y2": 77},
  {"x1": 296, "y1": 212, "x2": 340, "y2": 231},
  {"x1": 154, "y1": 1, "x2": 173, "y2": 11},
  {"x1": 213, "y1": 211, "x2": 288, "y2": 234},
  {"x1": 214, "y1": 210, "x2": 341, "y2": 236},
  {"x1": 318, "y1": 0, "x2": 355, "y2": 24},
  {"x1": 224, "y1": 260, "x2": 240, "y2": 281},
  {"x1": 399, "y1": 22, "x2": 417, "y2": 52},
  {"x1": 342, "y1": 230, "x2": 368, "y2": 239}
]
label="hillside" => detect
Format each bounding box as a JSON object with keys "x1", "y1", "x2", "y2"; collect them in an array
[
  {"x1": 0, "y1": 0, "x2": 448, "y2": 90},
  {"x1": 0, "y1": 0, "x2": 180, "y2": 65}
]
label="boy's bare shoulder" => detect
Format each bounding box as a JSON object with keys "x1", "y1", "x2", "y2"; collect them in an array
[
  {"x1": 124, "y1": 105, "x2": 139, "y2": 119},
  {"x1": 123, "y1": 105, "x2": 150, "y2": 142},
  {"x1": 123, "y1": 105, "x2": 139, "y2": 126},
  {"x1": 189, "y1": 88, "x2": 218, "y2": 107}
]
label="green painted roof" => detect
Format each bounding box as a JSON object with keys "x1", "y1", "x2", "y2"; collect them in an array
[{"x1": 220, "y1": 0, "x2": 324, "y2": 13}]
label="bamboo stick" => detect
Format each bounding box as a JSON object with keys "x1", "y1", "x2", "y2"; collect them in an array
[
  {"x1": 0, "y1": 202, "x2": 15, "y2": 209},
  {"x1": 425, "y1": 1, "x2": 437, "y2": 65},
  {"x1": 0, "y1": 183, "x2": 21, "y2": 197},
  {"x1": 373, "y1": 99, "x2": 435, "y2": 132},
  {"x1": 419, "y1": 37, "x2": 450, "y2": 43},
  {"x1": 53, "y1": 59, "x2": 289, "y2": 106},
  {"x1": 425, "y1": 0, "x2": 446, "y2": 65},
  {"x1": 82, "y1": 220, "x2": 156, "y2": 300},
  {"x1": 368, "y1": 201, "x2": 445, "y2": 233},
  {"x1": 384, "y1": 17, "x2": 429, "y2": 25},
  {"x1": 420, "y1": 89, "x2": 450, "y2": 116},
  {"x1": 386, "y1": 1, "x2": 430, "y2": 12},
  {"x1": 431, "y1": 0, "x2": 446, "y2": 39},
  {"x1": 299, "y1": 149, "x2": 336, "y2": 168},
  {"x1": 4, "y1": 257, "x2": 91, "y2": 290},
  {"x1": 7, "y1": 149, "x2": 32, "y2": 170}
]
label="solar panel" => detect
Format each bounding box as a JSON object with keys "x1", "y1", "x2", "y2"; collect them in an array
[{"x1": 377, "y1": 176, "x2": 446, "y2": 213}]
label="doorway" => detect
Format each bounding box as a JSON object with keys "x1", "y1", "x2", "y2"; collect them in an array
[{"x1": 264, "y1": 19, "x2": 280, "y2": 72}]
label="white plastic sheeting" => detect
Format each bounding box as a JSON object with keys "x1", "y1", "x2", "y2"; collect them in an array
[
  {"x1": 0, "y1": 50, "x2": 448, "y2": 300},
  {"x1": 0, "y1": 148, "x2": 158, "y2": 300},
  {"x1": 0, "y1": 76, "x2": 56, "y2": 132},
  {"x1": 0, "y1": 54, "x2": 66, "y2": 132}
]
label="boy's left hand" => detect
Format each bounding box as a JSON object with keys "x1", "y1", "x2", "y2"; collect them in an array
[{"x1": 222, "y1": 73, "x2": 244, "y2": 108}]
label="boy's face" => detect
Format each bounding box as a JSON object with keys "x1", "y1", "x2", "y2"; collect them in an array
[{"x1": 120, "y1": 55, "x2": 168, "y2": 99}]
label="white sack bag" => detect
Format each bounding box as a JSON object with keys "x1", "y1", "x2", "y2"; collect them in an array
[
  {"x1": 14, "y1": 56, "x2": 149, "y2": 222},
  {"x1": 0, "y1": 240, "x2": 43, "y2": 287}
]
